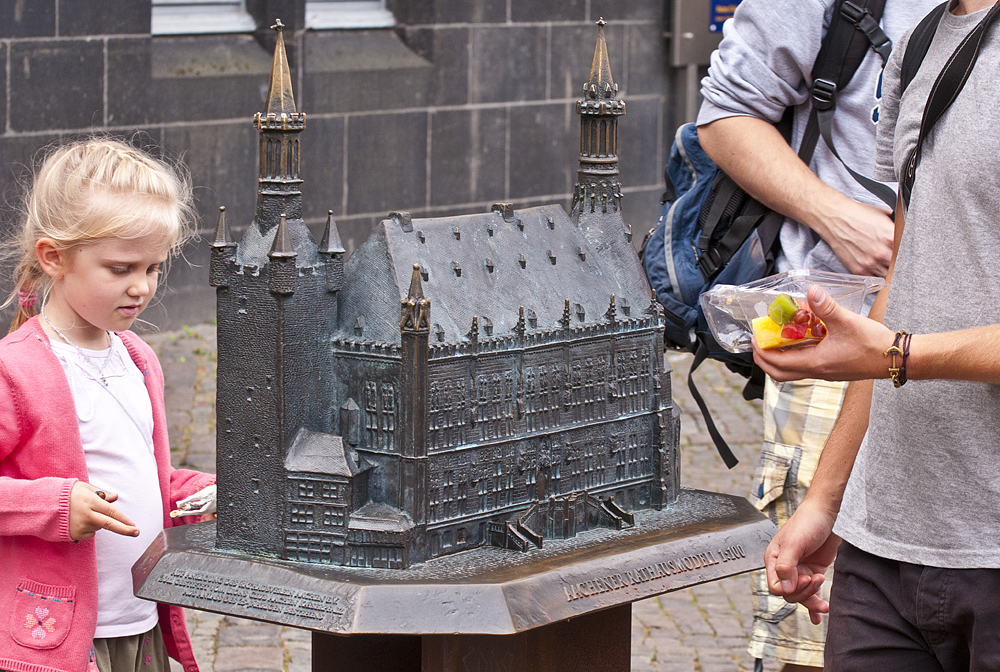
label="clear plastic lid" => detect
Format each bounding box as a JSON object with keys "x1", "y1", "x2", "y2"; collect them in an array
[{"x1": 700, "y1": 270, "x2": 886, "y2": 353}]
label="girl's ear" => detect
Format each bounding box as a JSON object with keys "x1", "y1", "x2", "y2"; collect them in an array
[{"x1": 36, "y1": 238, "x2": 68, "y2": 279}]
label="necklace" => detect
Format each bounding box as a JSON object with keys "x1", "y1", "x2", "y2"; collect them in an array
[{"x1": 41, "y1": 309, "x2": 115, "y2": 385}]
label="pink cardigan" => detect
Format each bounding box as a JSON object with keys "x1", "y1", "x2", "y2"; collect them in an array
[{"x1": 0, "y1": 317, "x2": 214, "y2": 672}]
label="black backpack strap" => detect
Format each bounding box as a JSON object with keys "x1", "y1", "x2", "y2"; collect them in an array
[
  {"x1": 688, "y1": 341, "x2": 740, "y2": 469},
  {"x1": 814, "y1": 89, "x2": 898, "y2": 209},
  {"x1": 799, "y1": 0, "x2": 890, "y2": 167},
  {"x1": 900, "y1": 2, "x2": 948, "y2": 96},
  {"x1": 695, "y1": 105, "x2": 793, "y2": 281},
  {"x1": 901, "y1": 1, "x2": 1000, "y2": 209}
]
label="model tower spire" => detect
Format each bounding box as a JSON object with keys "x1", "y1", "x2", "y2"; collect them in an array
[
  {"x1": 571, "y1": 18, "x2": 625, "y2": 216},
  {"x1": 253, "y1": 19, "x2": 306, "y2": 234}
]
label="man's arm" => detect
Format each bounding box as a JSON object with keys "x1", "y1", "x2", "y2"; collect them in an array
[
  {"x1": 758, "y1": 188, "x2": 1000, "y2": 619},
  {"x1": 698, "y1": 116, "x2": 894, "y2": 277},
  {"x1": 763, "y1": 377, "x2": 873, "y2": 620},
  {"x1": 757, "y1": 194, "x2": 902, "y2": 621}
]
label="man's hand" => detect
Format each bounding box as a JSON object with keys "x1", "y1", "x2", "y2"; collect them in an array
[
  {"x1": 69, "y1": 481, "x2": 139, "y2": 540},
  {"x1": 765, "y1": 497, "x2": 842, "y2": 624},
  {"x1": 815, "y1": 200, "x2": 894, "y2": 278},
  {"x1": 697, "y1": 117, "x2": 895, "y2": 278},
  {"x1": 754, "y1": 285, "x2": 894, "y2": 382}
]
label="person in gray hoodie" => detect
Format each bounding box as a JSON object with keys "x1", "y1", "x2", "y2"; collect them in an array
[{"x1": 696, "y1": 1, "x2": 939, "y2": 670}]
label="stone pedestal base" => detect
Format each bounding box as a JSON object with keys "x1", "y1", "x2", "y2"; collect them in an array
[{"x1": 313, "y1": 604, "x2": 631, "y2": 672}]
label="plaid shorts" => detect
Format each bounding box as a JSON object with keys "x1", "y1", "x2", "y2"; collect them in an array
[{"x1": 747, "y1": 376, "x2": 847, "y2": 668}]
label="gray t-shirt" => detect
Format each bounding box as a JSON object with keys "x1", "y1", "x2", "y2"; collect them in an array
[
  {"x1": 835, "y1": 3, "x2": 1000, "y2": 568},
  {"x1": 698, "y1": 0, "x2": 938, "y2": 276}
]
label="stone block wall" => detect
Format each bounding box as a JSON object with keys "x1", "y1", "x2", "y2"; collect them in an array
[{"x1": 0, "y1": 0, "x2": 674, "y2": 328}]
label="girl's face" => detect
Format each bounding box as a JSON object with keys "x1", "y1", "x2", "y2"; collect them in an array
[{"x1": 41, "y1": 233, "x2": 171, "y2": 347}]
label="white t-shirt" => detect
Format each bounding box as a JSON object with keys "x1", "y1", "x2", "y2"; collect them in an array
[{"x1": 50, "y1": 334, "x2": 164, "y2": 638}]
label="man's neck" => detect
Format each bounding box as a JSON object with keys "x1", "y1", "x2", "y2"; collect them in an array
[{"x1": 954, "y1": 0, "x2": 997, "y2": 16}]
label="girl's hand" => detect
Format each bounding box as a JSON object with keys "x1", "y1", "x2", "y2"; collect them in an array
[
  {"x1": 69, "y1": 481, "x2": 140, "y2": 541},
  {"x1": 171, "y1": 484, "x2": 217, "y2": 519}
]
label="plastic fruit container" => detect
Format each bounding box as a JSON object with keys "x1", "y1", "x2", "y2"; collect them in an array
[{"x1": 699, "y1": 270, "x2": 886, "y2": 353}]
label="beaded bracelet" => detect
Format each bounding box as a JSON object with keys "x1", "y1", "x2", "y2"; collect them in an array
[{"x1": 883, "y1": 329, "x2": 912, "y2": 388}]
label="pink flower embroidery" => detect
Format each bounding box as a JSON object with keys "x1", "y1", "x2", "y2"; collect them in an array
[
  {"x1": 144, "y1": 653, "x2": 151, "y2": 666},
  {"x1": 24, "y1": 606, "x2": 56, "y2": 639}
]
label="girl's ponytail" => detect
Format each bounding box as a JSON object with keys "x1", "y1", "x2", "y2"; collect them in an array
[{"x1": 7, "y1": 251, "x2": 43, "y2": 334}]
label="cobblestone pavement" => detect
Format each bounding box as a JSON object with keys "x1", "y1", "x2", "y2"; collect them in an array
[{"x1": 148, "y1": 324, "x2": 782, "y2": 672}]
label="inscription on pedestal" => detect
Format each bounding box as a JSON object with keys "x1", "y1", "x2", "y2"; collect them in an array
[
  {"x1": 562, "y1": 544, "x2": 747, "y2": 602},
  {"x1": 157, "y1": 569, "x2": 348, "y2": 626}
]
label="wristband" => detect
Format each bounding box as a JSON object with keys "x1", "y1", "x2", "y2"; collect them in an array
[{"x1": 883, "y1": 329, "x2": 912, "y2": 388}]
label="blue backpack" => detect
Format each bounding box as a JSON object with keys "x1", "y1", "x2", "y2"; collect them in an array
[
  {"x1": 641, "y1": 0, "x2": 899, "y2": 468},
  {"x1": 644, "y1": 122, "x2": 782, "y2": 360}
]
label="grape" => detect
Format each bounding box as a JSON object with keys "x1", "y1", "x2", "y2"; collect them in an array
[
  {"x1": 793, "y1": 309, "x2": 811, "y2": 325},
  {"x1": 781, "y1": 323, "x2": 808, "y2": 340},
  {"x1": 811, "y1": 322, "x2": 828, "y2": 339}
]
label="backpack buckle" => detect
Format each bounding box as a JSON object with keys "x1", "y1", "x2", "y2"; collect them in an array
[
  {"x1": 812, "y1": 78, "x2": 837, "y2": 112},
  {"x1": 840, "y1": 1, "x2": 866, "y2": 23},
  {"x1": 696, "y1": 247, "x2": 722, "y2": 279}
]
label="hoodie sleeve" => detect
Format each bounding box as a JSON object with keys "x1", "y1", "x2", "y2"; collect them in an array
[{"x1": 698, "y1": 0, "x2": 833, "y2": 126}]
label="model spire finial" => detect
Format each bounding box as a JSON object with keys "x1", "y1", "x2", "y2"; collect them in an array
[
  {"x1": 587, "y1": 18, "x2": 615, "y2": 99},
  {"x1": 319, "y1": 210, "x2": 346, "y2": 255},
  {"x1": 407, "y1": 263, "x2": 424, "y2": 300},
  {"x1": 264, "y1": 18, "x2": 296, "y2": 116},
  {"x1": 515, "y1": 306, "x2": 527, "y2": 337},
  {"x1": 210, "y1": 205, "x2": 235, "y2": 248},
  {"x1": 606, "y1": 294, "x2": 618, "y2": 323},
  {"x1": 268, "y1": 213, "x2": 297, "y2": 259},
  {"x1": 400, "y1": 263, "x2": 430, "y2": 333}
]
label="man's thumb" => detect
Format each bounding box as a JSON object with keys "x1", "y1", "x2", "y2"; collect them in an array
[{"x1": 807, "y1": 285, "x2": 837, "y2": 319}]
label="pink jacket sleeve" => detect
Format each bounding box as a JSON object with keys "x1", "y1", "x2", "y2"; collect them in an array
[{"x1": 0, "y1": 357, "x2": 77, "y2": 542}]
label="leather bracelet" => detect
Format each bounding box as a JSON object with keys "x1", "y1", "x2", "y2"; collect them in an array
[{"x1": 883, "y1": 329, "x2": 912, "y2": 388}]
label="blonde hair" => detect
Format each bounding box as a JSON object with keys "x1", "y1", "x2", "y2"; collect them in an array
[{"x1": 4, "y1": 137, "x2": 197, "y2": 332}]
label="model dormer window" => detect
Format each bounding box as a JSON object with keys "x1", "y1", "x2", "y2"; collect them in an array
[
  {"x1": 306, "y1": 1, "x2": 395, "y2": 29},
  {"x1": 152, "y1": 0, "x2": 256, "y2": 35}
]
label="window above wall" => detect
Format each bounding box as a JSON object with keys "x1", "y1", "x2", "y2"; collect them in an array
[
  {"x1": 306, "y1": 1, "x2": 395, "y2": 29},
  {"x1": 152, "y1": 0, "x2": 256, "y2": 35}
]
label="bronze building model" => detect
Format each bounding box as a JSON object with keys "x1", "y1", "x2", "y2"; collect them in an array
[{"x1": 210, "y1": 20, "x2": 680, "y2": 569}]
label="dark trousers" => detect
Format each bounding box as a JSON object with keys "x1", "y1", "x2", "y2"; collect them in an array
[{"x1": 826, "y1": 541, "x2": 1000, "y2": 671}]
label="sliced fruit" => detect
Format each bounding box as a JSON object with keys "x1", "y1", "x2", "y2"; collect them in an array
[{"x1": 768, "y1": 293, "x2": 799, "y2": 325}]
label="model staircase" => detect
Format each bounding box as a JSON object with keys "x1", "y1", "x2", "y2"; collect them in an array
[
  {"x1": 489, "y1": 493, "x2": 634, "y2": 552},
  {"x1": 599, "y1": 496, "x2": 634, "y2": 529}
]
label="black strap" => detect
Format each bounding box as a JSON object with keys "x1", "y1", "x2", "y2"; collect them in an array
[
  {"x1": 900, "y1": 2, "x2": 949, "y2": 95},
  {"x1": 697, "y1": 174, "x2": 743, "y2": 255},
  {"x1": 901, "y1": 1, "x2": 1000, "y2": 209},
  {"x1": 688, "y1": 342, "x2": 740, "y2": 469},
  {"x1": 799, "y1": 0, "x2": 890, "y2": 167},
  {"x1": 815, "y1": 97, "x2": 898, "y2": 208}
]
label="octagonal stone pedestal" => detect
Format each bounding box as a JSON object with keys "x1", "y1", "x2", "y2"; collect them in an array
[{"x1": 134, "y1": 489, "x2": 774, "y2": 672}]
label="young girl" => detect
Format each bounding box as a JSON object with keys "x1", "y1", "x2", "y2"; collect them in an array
[{"x1": 0, "y1": 138, "x2": 215, "y2": 672}]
